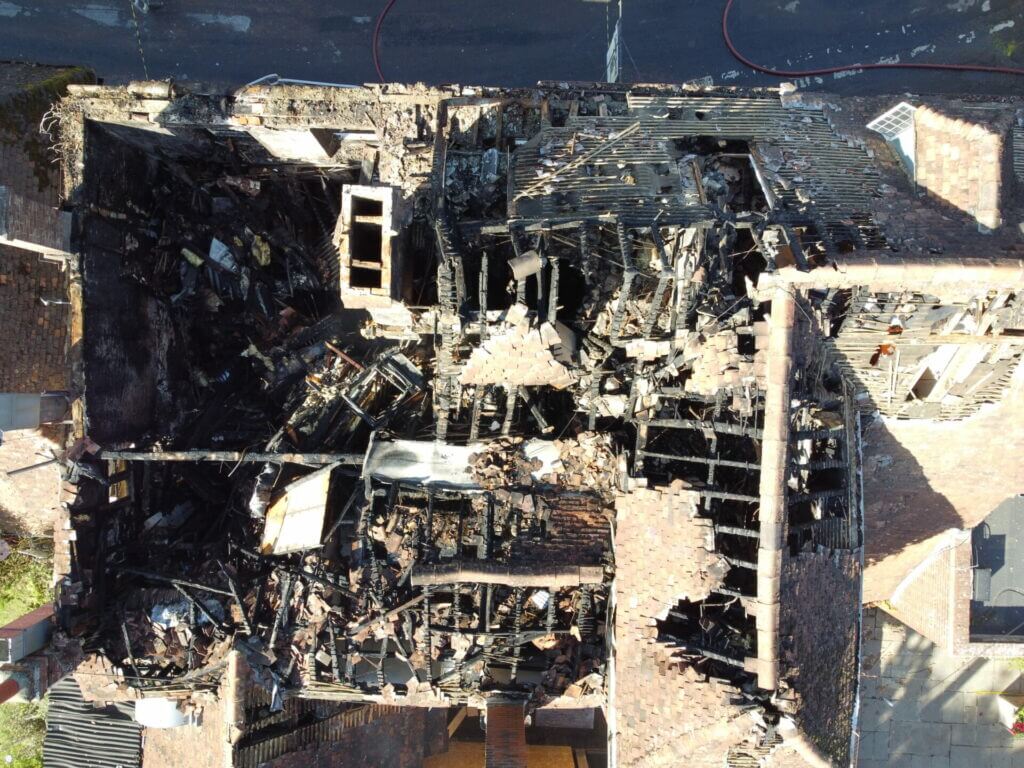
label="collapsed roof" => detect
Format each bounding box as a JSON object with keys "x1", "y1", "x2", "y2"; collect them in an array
[{"x1": 51, "y1": 78, "x2": 1024, "y2": 768}]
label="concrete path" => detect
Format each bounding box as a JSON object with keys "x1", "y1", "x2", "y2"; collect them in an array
[{"x1": 858, "y1": 608, "x2": 1024, "y2": 768}]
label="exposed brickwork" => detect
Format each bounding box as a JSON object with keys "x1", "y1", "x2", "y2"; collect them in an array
[
  {"x1": 1, "y1": 187, "x2": 69, "y2": 253},
  {"x1": 612, "y1": 483, "x2": 746, "y2": 768},
  {"x1": 484, "y1": 702, "x2": 527, "y2": 768},
  {"x1": 614, "y1": 483, "x2": 726, "y2": 622},
  {"x1": 779, "y1": 550, "x2": 861, "y2": 768},
  {"x1": 142, "y1": 670, "x2": 448, "y2": 768},
  {"x1": 914, "y1": 106, "x2": 1011, "y2": 231},
  {"x1": 0, "y1": 246, "x2": 69, "y2": 391},
  {"x1": 0, "y1": 66, "x2": 75, "y2": 208}
]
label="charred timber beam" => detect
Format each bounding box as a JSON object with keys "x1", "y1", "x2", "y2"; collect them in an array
[
  {"x1": 268, "y1": 572, "x2": 293, "y2": 649},
  {"x1": 427, "y1": 627, "x2": 569, "y2": 641},
  {"x1": 327, "y1": 620, "x2": 341, "y2": 682},
  {"x1": 642, "y1": 273, "x2": 673, "y2": 338},
  {"x1": 173, "y1": 584, "x2": 227, "y2": 634},
  {"x1": 697, "y1": 490, "x2": 760, "y2": 503},
  {"x1": 345, "y1": 593, "x2": 427, "y2": 638},
  {"x1": 796, "y1": 458, "x2": 848, "y2": 471},
  {"x1": 120, "y1": 619, "x2": 144, "y2": 684},
  {"x1": 477, "y1": 496, "x2": 492, "y2": 560},
  {"x1": 511, "y1": 587, "x2": 523, "y2": 682},
  {"x1": 792, "y1": 427, "x2": 843, "y2": 440},
  {"x1": 547, "y1": 253, "x2": 560, "y2": 325},
  {"x1": 115, "y1": 567, "x2": 234, "y2": 597},
  {"x1": 411, "y1": 562, "x2": 604, "y2": 588},
  {"x1": 662, "y1": 634, "x2": 747, "y2": 668},
  {"x1": 219, "y1": 564, "x2": 252, "y2": 636},
  {"x1": 636, "y1": 449, "x2": 761, "y2": 471},
  {"x1": 714, "y1": 524, "x2": 760, "y2": 539},
  {"x1": 715, "y1": 587, "x2": 747, "y2": 599},
  {"x1": 479, "y1": 250, "x2": 489, "y2": 332},
  {"x1": 645, "y1": 418, "x2": 764, "y2": 438},
  {"x1": 788, "y1": 487, "x2": 847, "y2": 505},
  {"x1": 609, "y1": 221, "x2": 637, "y2": 343},
  {"x1": 501, "y1": 386, "x2": 519, "y2": 436},
  {"x1": 520, "y1": 387, "x2": 551, "y2": 434},
  {"x1": 100, "y1": 450, "x2": 364, "y2": 466},
  {"x1": 468, "y1": 386, "x2": 485, "y2": 442},
  {"x1": 722, "y1": 555, "x2": 759, "y2": 570}
]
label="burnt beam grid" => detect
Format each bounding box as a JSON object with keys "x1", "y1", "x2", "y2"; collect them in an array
[
  {"x1": 633, "y1": 390, "x2": 764, "y2": 596},
  {"x1": 786, "y1": 355, "x2": 855, "y2": 550}
]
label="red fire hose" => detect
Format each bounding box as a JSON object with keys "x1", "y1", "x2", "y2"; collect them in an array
[{"x1": 722, "y1": 0, "x2": 1024, "y2": 77}]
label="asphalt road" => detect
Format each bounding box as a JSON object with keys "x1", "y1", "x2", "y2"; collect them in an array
[{"x1": 1, "y1": 0, "x2": 1023, "y2": 94}]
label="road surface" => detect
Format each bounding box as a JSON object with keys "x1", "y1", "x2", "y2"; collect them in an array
[{"x1": 0, "y1": 0, "x2": 1022, "y2": 93}]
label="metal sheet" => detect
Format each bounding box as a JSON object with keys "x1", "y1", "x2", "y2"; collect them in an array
[
  {"x1": 259, "y1": 463, "x2": 336, "y2": 555},
  {"x1": 44, "y1": 677, "x2": 142, "y2": 768},
  {"x1": 362, "y1": 437, "x2": 480, "y2": 489}
]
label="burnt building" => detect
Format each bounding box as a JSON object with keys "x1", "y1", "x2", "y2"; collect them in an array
[{"x1": 47, "y1": 78, "x2": 1024, "y2": 767}]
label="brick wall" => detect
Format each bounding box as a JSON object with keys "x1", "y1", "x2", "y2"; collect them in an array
[
  {"x1": 1, "y1": 187, "x2": 70, "y2": 253},
  {"x1": 0, "y1": 245, "x2": 68, "y2": 391}
]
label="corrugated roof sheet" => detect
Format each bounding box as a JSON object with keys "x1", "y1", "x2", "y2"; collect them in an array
[{"x1": 44, "y1": 676, "x2": 142, "y2": 768}]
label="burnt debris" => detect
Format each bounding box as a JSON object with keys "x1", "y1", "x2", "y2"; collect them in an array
[{"x1": 53, "y1": 78, "x2": 1024, "y2": 766}]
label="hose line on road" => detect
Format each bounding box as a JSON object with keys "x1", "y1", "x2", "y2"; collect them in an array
[
  {"x1": 370, "y1": 0, "x2": 1024, "y2": 85},
  {"x1": 373, "y1": 0, "x2": 399, "y2": 82},
  {"x1": 723, "y1": 0, "x2": 1024, "y2": 78}
]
